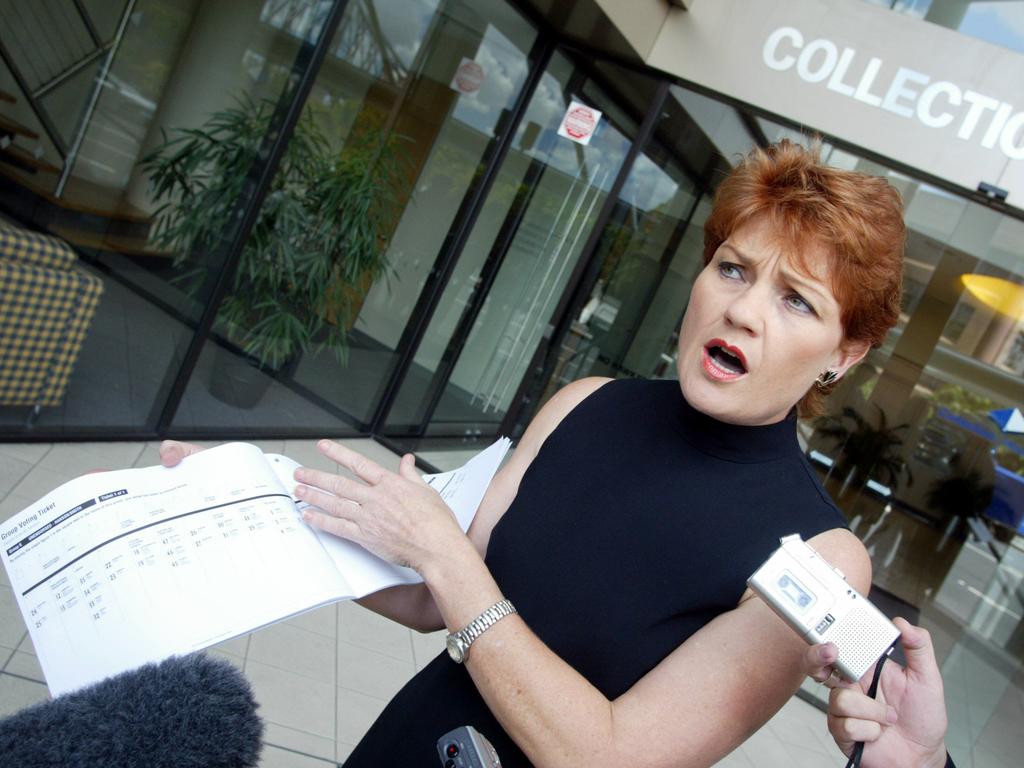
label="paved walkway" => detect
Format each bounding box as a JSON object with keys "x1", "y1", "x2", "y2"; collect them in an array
[{"x1": 0, "y1": 440, "x2": 845, "y2": 766}]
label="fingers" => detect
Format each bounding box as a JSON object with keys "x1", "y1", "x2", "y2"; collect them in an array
[
  {"x1": 397, "y1": 454, "x2": 417, "y2": 479},
  {"x1": 803, "y1": 642, "x2": 838, "y2": 683},
  {"x1": 301, "y1": 506, "x2": 362, "y2": 541},
  {"x1": 399, "y1": 453, "x2": 425, "y2": 484},
  {"x1": 892, "y1": 617, "x2": 941, "y2": 682},
  {"x1": 294, "y1": 466, "x2": 371, "y2": 504},
  {"x1": 828, "y1": 711, "x2": 883, "y2": 748},
  {"x1": 296, "y1": 444, "x2": 427, "y2": 509},
  {"x1": 317, "y1": 440, "x2": 387, "y2": 484},
  {"x1": 294, "y1": 484, "x2": 362, "y2": 521},
  {"x1": 159, "y1": 440, "x2": 205, "y2": 467},
  {"x1": 829, "y1": 685, "x2": 898, "y2": 728}
]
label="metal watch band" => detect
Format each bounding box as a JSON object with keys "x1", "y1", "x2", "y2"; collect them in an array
[{"x1": 451, "y1": 599, "x2": 517, "y2": 658}]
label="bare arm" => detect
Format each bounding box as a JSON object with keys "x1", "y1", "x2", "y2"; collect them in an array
[
  {"x1": 296, "y1": 434, "x2": 872, "y2": 768},
  {"x1": 422, "y1": 527, "x2": 870, "y2": 768},
  {"x1": 355, "y1": 377, "x2": 613, "y2": 632}
]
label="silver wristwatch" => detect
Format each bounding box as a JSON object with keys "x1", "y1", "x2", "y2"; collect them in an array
[{"x1": 445, "y1": 599, "x2": 517, "y2": 664}]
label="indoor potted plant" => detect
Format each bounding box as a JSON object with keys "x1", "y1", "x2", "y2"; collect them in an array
[
  {"x1": 142, "y1": 94, "x2": 404, "y2": 406},
  {"x1": 815, "y1": 404, "x2": 914, "y2": 501}
]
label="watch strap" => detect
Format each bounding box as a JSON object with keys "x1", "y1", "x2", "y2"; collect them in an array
[{"x1": 450, "y1": 599, "x2": 517, "y2": 659}]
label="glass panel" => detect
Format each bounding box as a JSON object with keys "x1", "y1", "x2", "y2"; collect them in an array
[
  {"x1": 1, "y1": 1, "x2": 94, "y2": 91},
  {"x1": 83, "y1": 0, "x2": 131, "y2": 42},
  {"x1": 170, "y1": 0, "x2": 538, "y2": 429},
  {"x1": 0, "y1": 0, "x2": 331, "y2": 433},
  {"x1": 0, "y1": 0, "x2": 106, "y2": 171},
  {"x1": 535, "y1": 129, "x2": 702, "y2": 401},
  {"x1": 505, "y1": 83, "x2": 729, "y2": 437},
  {"x1": 856, "y1": 0, "x2": 1024, "y2": 54},
  {"x1": 382, "y1": 51, "x2": 645, "y2": 435},
  {"x1": 38, "y1": 61, "x2": 105, "y2": 148},
  {"x1": 805, "y1": 195, "x2": 1024, "y2": 766},
  {"x1": 515, "y1": 88, "x2": 1024, "y2": 767},
  {"x1": 670, "y1": 87, "x2": 755, "y2": 167}
]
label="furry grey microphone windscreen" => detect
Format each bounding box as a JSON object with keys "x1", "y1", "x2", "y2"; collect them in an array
[{"x1": 0, "y1": 653, "x2": 263, "y2": 767}]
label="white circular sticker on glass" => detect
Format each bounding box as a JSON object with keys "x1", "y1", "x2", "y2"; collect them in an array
[{"x1": 558, "y1": 101, "x2": 602, "y2": 146}]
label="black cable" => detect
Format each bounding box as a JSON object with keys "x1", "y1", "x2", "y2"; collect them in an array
[{"x1": 844, "y1": 639, "x2": 899, "y2": 768}]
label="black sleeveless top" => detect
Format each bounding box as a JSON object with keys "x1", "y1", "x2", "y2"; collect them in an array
[{"x1": 343, "y1": 379, "x2": 845, "y2": 766}]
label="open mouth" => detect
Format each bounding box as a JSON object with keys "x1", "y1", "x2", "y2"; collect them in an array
[{"x1": 703, "y1": 340, "x2": 748, "y2": 378}]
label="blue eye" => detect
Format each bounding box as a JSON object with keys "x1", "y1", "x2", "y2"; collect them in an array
[
  {"x1": 719, "y1": 262, "x2": 742, "y2": 280},
  {"x1": 786, "y1": 294, "x2": 814, "y2": 314}
]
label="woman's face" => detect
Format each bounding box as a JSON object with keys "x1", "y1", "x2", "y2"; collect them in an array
[{"x1": 676, "y1": 217, "x2": 866, "y2": 426}]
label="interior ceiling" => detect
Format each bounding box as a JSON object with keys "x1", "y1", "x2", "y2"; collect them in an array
[{"x1": 518, "y1": 0, "x2": 643, "y2": 64}]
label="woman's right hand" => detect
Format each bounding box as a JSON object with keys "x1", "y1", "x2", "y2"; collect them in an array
[{"x1": 158, "y1": 441, "x2": 206, "y2": 467}]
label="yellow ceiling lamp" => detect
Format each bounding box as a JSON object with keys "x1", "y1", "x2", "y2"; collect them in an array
[{"x1": 960, "y1": 274, "x2": 1024, "y2": 320}]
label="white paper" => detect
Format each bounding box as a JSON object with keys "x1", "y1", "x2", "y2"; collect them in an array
[
  {"x1": 0, "y1": 439, "x2": 510, "y2": 696},
  {"x1": 267, "y1": 437, "x2": 511, "y2": 597}
]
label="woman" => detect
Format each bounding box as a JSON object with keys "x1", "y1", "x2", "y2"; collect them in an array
[{"x1": 163, "y1": 140, "x2": 906, "y2": 767}]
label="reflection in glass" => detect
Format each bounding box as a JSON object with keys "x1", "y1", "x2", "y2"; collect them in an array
[
  {"x1": 806, "y1": 193, "x2": 1023, "y2": 766},
  {"x1": 167, "y1": 0, "x2": 537, "y2": 428},
  {"x1": 537, "y1": 139, "x2": 702, "y2": 401},
  {"x1": 509, "y1": 83, "x2": 728, "y2": 437},
  {"x1": 383, "y1": 52, "x2": 644, "y2": 434},
  {"x1": 0, "y1": 0, "x2": 336, "y2": 430},
  {"x1": 338, "y1": 0, "x2": 537, "y2": 425}
]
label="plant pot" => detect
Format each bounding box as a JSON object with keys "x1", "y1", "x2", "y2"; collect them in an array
[{"x1": 206, "y1": 344, "x2": 276, "y2": 409}]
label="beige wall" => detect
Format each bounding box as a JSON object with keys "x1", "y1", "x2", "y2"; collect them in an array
[
  {"x1": 593, "y1": 0, "x2": 671, "y2": 60},
  {"x1": 617, "y1": 0, "x2": 1024, "y2": 208}
]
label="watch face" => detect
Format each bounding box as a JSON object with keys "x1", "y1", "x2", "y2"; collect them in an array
[{"x1": 446, "y1": 635, "x2": 465, "y2": 664}]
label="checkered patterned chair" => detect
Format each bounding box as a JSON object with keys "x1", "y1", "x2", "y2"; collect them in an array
[{"x1": 0, "y1": 224, "x2": 103, "y2": 408}]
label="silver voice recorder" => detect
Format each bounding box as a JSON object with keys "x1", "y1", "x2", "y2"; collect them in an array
[
  {"x1": 437, "y1": 725, "x2": 502, "y2": 768},
  {"x1": 747, "y1": 534, "x2": 899, "y2": 682}
]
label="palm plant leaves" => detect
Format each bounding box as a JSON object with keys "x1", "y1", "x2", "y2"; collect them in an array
[
  {"x1": 142, "y1": 94, "x2": 405, "y2": 370},
  {"x1": 924, "y1": 451, "x2": 994, "y2": 520},
  {"x1": 816, "y1": 405, "x2": 913, "y2": 491}
]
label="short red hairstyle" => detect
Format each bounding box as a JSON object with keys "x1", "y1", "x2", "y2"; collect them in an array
[{"x1": 702, "y1": 140, "x2": 905, "y2": 416}]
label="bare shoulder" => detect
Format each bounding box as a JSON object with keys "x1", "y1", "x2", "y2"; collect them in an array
[
  {"x1": 806, "y1": 527, "x2": 872, "y2": 593},
  {"x1": 515, "y1": 377, "x2": 613, "y2": 460},
  {"x1": 543, "y1": 376, "x2": 613, "y2": 415}
]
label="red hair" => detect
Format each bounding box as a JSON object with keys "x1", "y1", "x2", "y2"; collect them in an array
[{"x1": 702, "y1": 140, "x2": 905, "y2": 416}]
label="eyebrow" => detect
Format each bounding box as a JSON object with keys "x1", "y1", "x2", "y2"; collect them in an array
[{"x1": 719, "y1": 243, "x2": 833, "y2": 303}]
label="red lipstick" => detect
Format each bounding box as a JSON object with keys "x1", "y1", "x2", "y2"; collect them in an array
[
  {"x1": 702, "y1": 338, "x2": 748, "y2": 381},
  {"x1": 709, "y1": 339, "x2": 747, "y2": 369}
]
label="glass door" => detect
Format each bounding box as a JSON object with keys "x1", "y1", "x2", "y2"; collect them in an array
[
  {"x1": 167, "y1": 0, "x2": 539, "y2": 431},
  {"x1": 531, "y1": 133, "x2": 705, "y2": 403},
  {"x1": 382, "y1": 52, "x2": 657, "y2": 436},
  {"x1": 503, "y1": 82, "x2": 731, "y2": 438},
  {"x1": 0, "y1": 0, "x2": 337, "y2": 434}
]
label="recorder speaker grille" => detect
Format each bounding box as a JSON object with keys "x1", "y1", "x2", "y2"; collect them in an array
[{"x1": 822, "y1": 605, "x2": 894, "y2": 681}]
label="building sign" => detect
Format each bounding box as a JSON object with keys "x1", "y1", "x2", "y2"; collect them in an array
[
  {"x1": 646, "y1": 0, "x2": 1024, "y2": 206},
  {"x1": 450, "y1": 57, "x2": 485, "y2": 95},
  {"x1": 762, "y1": 26, "x2": 1024, "y2": 161},
  {"x1": 558, "y1": 101, "x2": 602, "y2": 145}
]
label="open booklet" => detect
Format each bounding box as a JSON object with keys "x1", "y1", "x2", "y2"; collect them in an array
[{"x1": 0, "y1": 438, "x2": 510, "y2": 697}]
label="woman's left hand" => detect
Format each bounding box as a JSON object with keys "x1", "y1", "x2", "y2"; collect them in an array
[{"x1": 293, "y1": 440, "x2": 463, "y2": 572}]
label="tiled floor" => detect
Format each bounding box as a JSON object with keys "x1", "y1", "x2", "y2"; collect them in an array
[{"x1": 1, "y1": 439, "x2": 856, "y2": 766}]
